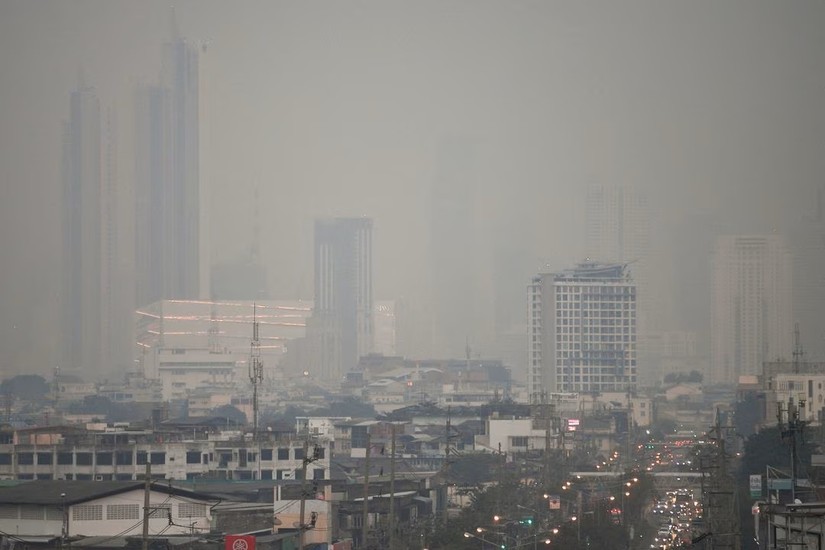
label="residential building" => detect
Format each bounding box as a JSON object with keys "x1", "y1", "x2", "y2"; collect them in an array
[
  {"x1": 0, "y1": 480, "x2": 218, "y2": 540},
  {"x1": 711, "y1": 235, "x2": 793, "y2": 384},
  {"x1": 528, "y1": 262, "x2": 637, "y2": 402},
  {"x1": 0, "y1": 424, "x2": 330, "y2": 483}
]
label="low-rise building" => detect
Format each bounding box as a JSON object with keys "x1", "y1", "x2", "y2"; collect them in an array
[{"x1": 0, "y1": 480, "x2": 218, "y2": 540}]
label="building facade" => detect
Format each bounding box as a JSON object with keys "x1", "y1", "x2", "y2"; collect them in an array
[
  {"x1": 529, "y1": 263, "x2": 637, "y2": 402},
  {"x1": 310, "y1": 218, "x2": 374, "y2": 380},
  {"x1": 710, "y1": 235, "x2": 793, "y2": 384}
]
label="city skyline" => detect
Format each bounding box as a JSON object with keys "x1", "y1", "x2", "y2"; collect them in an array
[{"x1": 1, "y1": 2, "x2": 823, "y2": 378}]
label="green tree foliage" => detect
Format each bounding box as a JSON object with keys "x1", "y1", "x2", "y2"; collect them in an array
[
  {"x1": 663, "y1": 370, "x2": 703, "y2": 384},
  {"x1": 0, "y1": 374, "x2": 49, "y2": 402},
  {"x1": 211, "y1": 404, "x2": 248, "y2": 426}
]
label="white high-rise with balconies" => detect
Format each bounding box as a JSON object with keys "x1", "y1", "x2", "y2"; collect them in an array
[
  {"x1": 710, "y1": 235, "x2": 792, "y2": 385},
  {"x1": 528, "y1": 263, "x2": 637, "y2": 403}
]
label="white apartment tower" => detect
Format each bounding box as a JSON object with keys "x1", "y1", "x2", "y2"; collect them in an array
[
  {"x1": 528, "y1": 263, "x2": 637, "y2": 403},
  {"x1": 710, "y1": 235, "x2": 792, "y2": 384}
]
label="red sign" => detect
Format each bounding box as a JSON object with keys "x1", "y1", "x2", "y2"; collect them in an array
[{"x1": 226, "y1": 535, "x2": 256, "y2": 550}]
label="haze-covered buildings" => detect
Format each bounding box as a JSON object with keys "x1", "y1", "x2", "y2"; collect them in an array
[
  {"x1": 710, "y1": 235, "x2": 792, "y2": 385},
  {"x1": 61, "y1": 83, "x2": 103, "y2": 376},
  {"x1": 306, "y1": 218, "x2": 374, "y2": 381},
  {"x1": 135, "y1": 23, "x2": 203, "y2": 308}
]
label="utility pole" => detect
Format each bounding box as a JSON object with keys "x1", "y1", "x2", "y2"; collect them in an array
[
  {"x1": 141, "y1": 460, "x2": 151, "y2": 550},
  {"x1": 388, "y1": 424, "x2": 397, "y2": 550},
  {"x1": 702, "y1": 410, "x2": 740, "y2": 550},
  {"x1": 362, "y1": 432, "x2": 371, "y2": 549},
  {"x1": 299, "y1": 437, "x2": 309, "y2": 550}
]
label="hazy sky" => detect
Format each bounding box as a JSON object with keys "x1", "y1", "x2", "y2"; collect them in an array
[{"x1": 1, "y1": 1, "x2": 823, "y2": 374}]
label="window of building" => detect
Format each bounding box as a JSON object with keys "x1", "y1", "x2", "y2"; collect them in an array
[
  {"x1": 96, "y1": 452, "x2": 113, "y2": 466},
  {"x1": 186, "y1": 451, "x2": 201, "y2": 464},
  {"x1": 37, "y1": 452, "x2": 53, "y2": 465},
  {"x1": 511, "y1": 437, "x2": 528, "y2": 447},
  {"x1": 107, "y1": 504, "x2": 139, "y2": 520},
  {"x1": 277, "y1": 448, "x2": 290, "y2": 460},
  {"x1": 261, "y1": 469, "x2": 273, "y2": 480},
  {"x1": 57, "y1": 452, "x2": 73, "y2": 465},
  {"x1": 149, "y1": 505, "x2": 171, "y2": 519},
  {"x1": 178, "y1": 503, "x2": 207, "y2": 518},
  {"x1": 0, "y1": 506, "x2": 17, "y2": 519},
  {"x1": 313, "y1": 468, "x2": 325, "y2": 480},
  {"x1": 76, "y1": 453, "x2": 92, "y2": 466},
  {"x1": 261, "y1": 449, "x2": 273, "y2": 461},
  {"x1": 0, "y1": 453, "x2": 11, "y2": 465},
  {"x1": 20, "y1": 505, "x2": 42, "y2": 520},
  {"x1": 73, "y1": 505, "x2": 103, "y2": 521},
  {"x1": 136, "y1": 451, "x2": 148, "y2": 465},
  {"x1": 116, "y1": 451, "x2": 133, "y2": 465},
  {"x1": 150, "y1": 452, "x2": 166, "y2": 465},
  {"x1": 17, "y1": 453, "x2": 34, "y2": 465}
]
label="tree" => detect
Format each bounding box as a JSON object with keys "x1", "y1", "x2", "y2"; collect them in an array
[
  {"x1": 211, "y1": 404, "x2": 248, "y2": 426},
  {"x1": 0, "y1": 375, "x2": 49, "y2": 402}
]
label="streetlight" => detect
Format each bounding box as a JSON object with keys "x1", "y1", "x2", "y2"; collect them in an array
[{"x1": 465, "y1": 531, "x2": 504, "y2": 549}]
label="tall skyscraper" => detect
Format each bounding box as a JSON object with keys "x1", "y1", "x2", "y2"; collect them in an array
[
  {"x1": 62, "y1": 83, "x2": 102, "y2": 375},
  {"x1": 310, "y1": 218, "x2": 373, "y2": 380},
  {"x1": 790, "y1": 188, "x2": 825, "y2": 359},
  {"x1": 135, "y1": 22, "x2": 201, "y2": 307},
  {"x1": 429, "y1": 138, "x2": 495, "y2": 359},
  {"x1": 528, "y1": 262, "x2": 637, "y2": 403},
  {"x1": 585, "y1": 185, "x2": 660, "y2": 384},
  {"x1": 710, "y1": 235, "x2": 793, "y2": 384}
]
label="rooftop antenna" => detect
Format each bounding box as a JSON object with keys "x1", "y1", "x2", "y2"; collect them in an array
[
  {"x1": 249, "y1": 303, "x2": 263, "y2": 440},
  {"x1": 793, "y1": 323, "x2": 804, "y2": 374}
]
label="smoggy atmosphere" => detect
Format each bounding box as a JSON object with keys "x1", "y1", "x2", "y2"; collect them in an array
[{"x1": 1, "y1": 0, "x2": 824, "y2": 382}]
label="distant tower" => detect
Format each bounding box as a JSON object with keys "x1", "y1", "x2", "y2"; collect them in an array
[
  {"x1": 135, "y1": 11, "x2": 201, "y2": 307},
  {"x1": 711, "y1": 235, "x2": 793, "y2": 384},
  {"x1": 249, "y1": 304, "x2": 263, "y2": 439},
  {"x1": 311, "y1": 218, "x2": 373, "y2": 380},
  {"x1": 62, "y1": 80, "x2": 102, "y2": 375}
]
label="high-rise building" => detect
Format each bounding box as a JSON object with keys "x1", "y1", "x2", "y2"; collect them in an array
[
  {"x1": 62, "y1": 83, "x2": 102, "y2": 375},
  {"x1": 790, "y1": 188, "x2": 825, "y2": 359},
  {"x1": 710, "y1": 235, "x2": 793, "y2": 384},
  {"x1": 135, "y1": 23, "x2": 201, "y2": 307},
  {"x1": 585, "y1": 184, "x2": 662, "y2": 385},
  {"x1": 528, "y1": 262, "x2": 637, "y2": 402},
  {"x1": 309, "y1": 218, "x2": 373, "y2": 380}
]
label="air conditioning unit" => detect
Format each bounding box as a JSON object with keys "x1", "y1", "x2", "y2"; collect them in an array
[{"x1": 95, "y1": 475, "x2": 103, "y2": 481}]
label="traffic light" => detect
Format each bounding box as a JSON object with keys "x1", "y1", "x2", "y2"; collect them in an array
[{"x1": 519, "y1": 516, "x2": 534, "y2": 526}]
